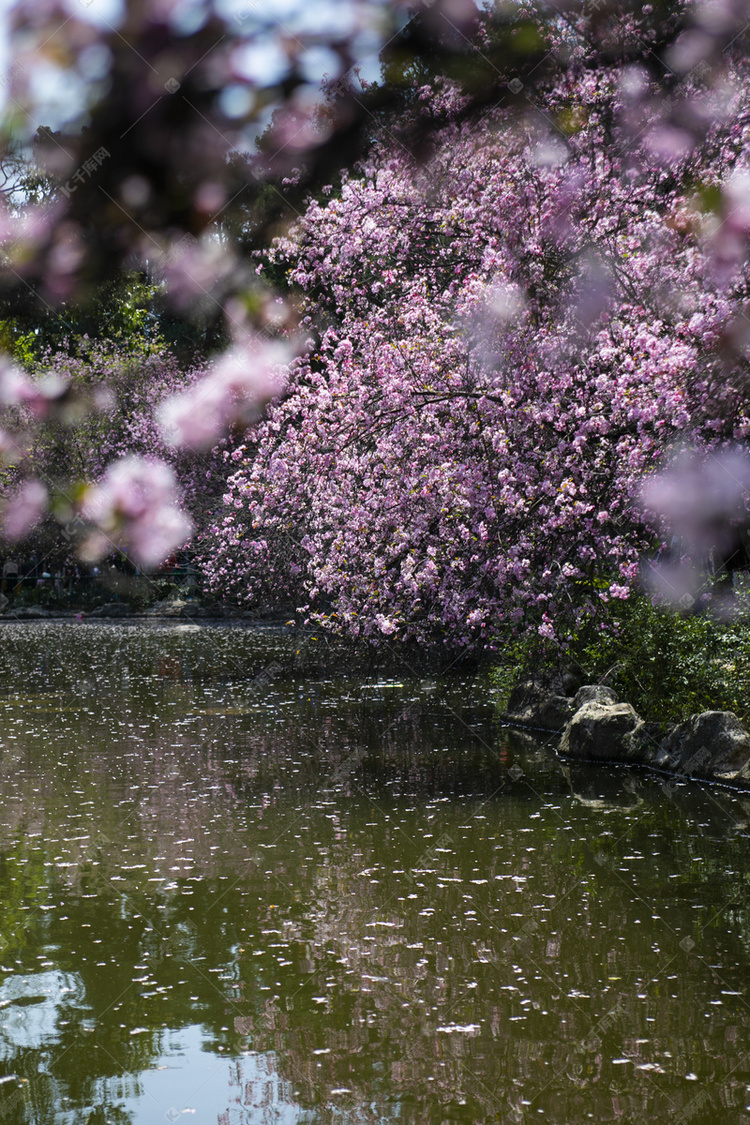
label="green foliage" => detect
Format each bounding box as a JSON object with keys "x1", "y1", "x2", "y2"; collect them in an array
[
  {"x1": 492, "y1": 594, "x2": 750, "y2": 725},
  {"x1": 571, "y1": 596, "x2": 750, "y2": 724},
  {"x1": 488, "y1": 635, "x2": 542, "y2": 711}
]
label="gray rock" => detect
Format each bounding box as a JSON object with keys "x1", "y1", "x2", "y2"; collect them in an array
[
  {"x1": 506, "y1": 680, "x2": 540, "y2": 715},
  {"x1": 504, "y1": 680, "x2": 574, "y2": 731},
  {"x1": 572, "y1": 684, "x2": 619, "y2": 710},
  {"x1": 561, "y1": 703, "x2": 750, "y2": 786},
  {"x1": 654, "y1": 711, "x2": 750, "y2": 783},
  {"x1": 146, "y1": 598, "x2": 187, "y2": 616},
  {"x1": 8, "y1": 606, "x2": 51, "y2": 619},
  {"x1": 510, "y1": 666, "x2": 750, "y2": 789},
  {"x1": 87, "y1": 603, "x2": 133, "y2": 618},
  {"x1": 146, "y1": 599, "x2": 216, "y2": 618},
  {"x1": 536, "y1": 694, "x2": 575, "y2": 731},
  {"x1": 560, "y1": 701, "x2": 648, "y2": 763}
]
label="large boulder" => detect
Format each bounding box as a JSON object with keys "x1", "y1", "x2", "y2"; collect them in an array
[
  {"x1": 561, "y1": 703, "x2": 750, "y2": 786},
  {"x1": 572, "y1": 684, "x2": 619, "y2": 709},
  {"x1": 654, "y1": 711, "x2": 750, "y2": 783},
  {"x1": 504, "y1": 680, "x2": 574, "y2": 731},
  {"x1": 560, "y1": 701, "x2": 650, "y2": 764}
]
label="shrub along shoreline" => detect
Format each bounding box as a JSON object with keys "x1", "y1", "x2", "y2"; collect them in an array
[
  {"x1": 495, "y1": 595, "x2": 750, "y2": 789},
  {"x1": 491, "y1": 594, "x2": 750, "y2": 729}
]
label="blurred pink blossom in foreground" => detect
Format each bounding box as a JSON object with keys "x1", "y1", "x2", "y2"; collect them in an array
[
  {"x1": 641, "y1": 447, "x2": 750, "y2": 609},
  {"x1": 0, "y1": 357, "x2": 69, "y2": 418},
  {"x1": 641, "y1": 557, "x2": 707, "y2": 611},
  {"x1": 2, "y1": 480, "x2": 48, "y2": 541},
  {"x1": 641, "y1": 447, "x2": 750, "y2": 554},
  {"x1": 80, "y1": 455, "x2": 192, "y2": 568},
  {"x1": 158, "y1": 336, "x2": 291, "y2": 450}
]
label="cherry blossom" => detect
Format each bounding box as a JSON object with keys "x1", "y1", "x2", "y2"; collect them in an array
[
  {"x1": 80, "y1": 455, "x2": 192, "y2": 569},
  {"x1": 201, "y1": 53, "x2": 750, "y2": 650},
  {"x1": 4, "y1": 0, "x2": 750, "y2": 614},
  {"x1": 2, "y1": 480, "x2": 48, "y2": 541}
]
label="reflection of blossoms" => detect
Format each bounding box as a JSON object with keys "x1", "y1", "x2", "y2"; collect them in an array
[{"x1": 80, "y1": 456, "x2": 192, "y2": 568}]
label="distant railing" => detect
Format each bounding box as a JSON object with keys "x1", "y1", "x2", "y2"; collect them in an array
[{"x1": 0, "y1": 555, "x2": 199, "y2": 604}]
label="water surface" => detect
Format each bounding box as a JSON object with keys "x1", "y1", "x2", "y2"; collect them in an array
[{"x1": 0, "y1": 623, "x2": 748, "y2": 1123}]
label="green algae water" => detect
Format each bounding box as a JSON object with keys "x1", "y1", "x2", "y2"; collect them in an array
[{"x1": 0, "y1": 623, "x2": 748, "y2": 1123}]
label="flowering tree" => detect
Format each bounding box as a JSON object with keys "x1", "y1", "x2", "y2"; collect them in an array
[
  {"x1": 201, "y1": 50, "x2": 750, "y2": 649},
  {"x1": 2, "y1": 0, "x2": 750, "y2": 586}
]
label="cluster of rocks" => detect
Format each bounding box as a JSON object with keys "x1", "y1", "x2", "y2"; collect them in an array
[{"x1": 501, "y1": 670, "x2": 750, "y2": 788}]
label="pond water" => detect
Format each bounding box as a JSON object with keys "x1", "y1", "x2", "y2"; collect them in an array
[{"x1": 0, "y1": 623, "x2": 748, "y2": 1124}]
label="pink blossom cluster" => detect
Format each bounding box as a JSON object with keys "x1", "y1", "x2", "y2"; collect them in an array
[
  {"x1": 158, "y1": 335, "x2": 292, "y2": 452},
  {"x1": 5, "y1": 2, "x2": 750, "y2": 608},
  {"x1": 80, "y1": 455, "x2": 192, "y2": 569},
  {"x1": 201, "y1": 58, "x2": 750, "y2": 649},
  {"x1": 0, "y1": 341, "x2": 237, "y2": 563}
]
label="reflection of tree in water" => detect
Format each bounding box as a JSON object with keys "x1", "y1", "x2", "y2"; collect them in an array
[
  {"x1": 220, "y1": 781, "x2": 750, "y2": 1121},
  {"x1": 220, "y1": 1056, "x2": 303, "y2": 1125},
  {"x1": 2, "y1": 627, "x2": 750, "y2": 1119}
]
